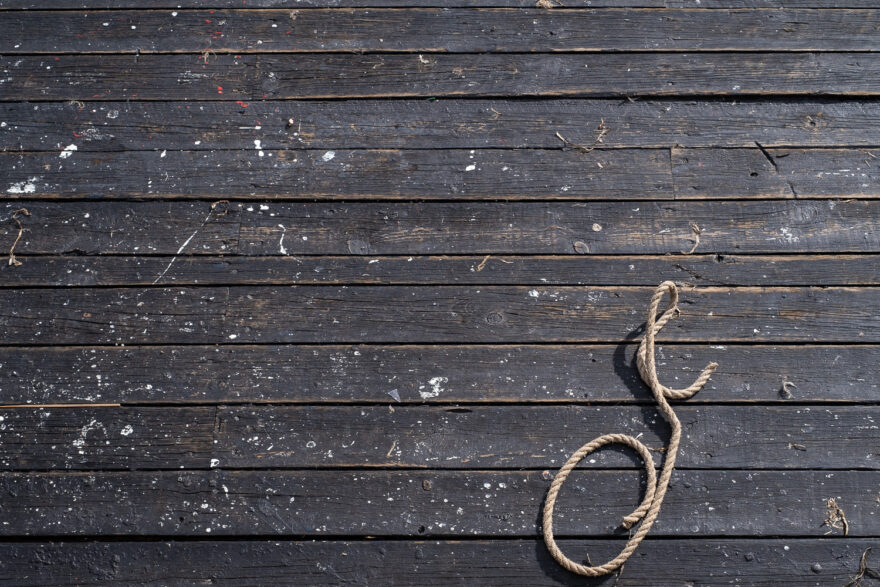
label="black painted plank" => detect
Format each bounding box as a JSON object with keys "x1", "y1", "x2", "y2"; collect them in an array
[
  {"x1": 4, "y1": 53, "x2": 880, "y2": 100},
  {"x1": 6, "y1": 254, "x2": 880, "y2": 287},
  {"x1": 1, "y1": 148, "x2": 675, "y2": 200},
  {"x1": 0, "y1": 405, "x2": 876, "y2": 470},
  {"x1": 3, "y1": 201, "x2": 877, "y2": 256},
  {"x1": 3, "y1": 286, "x2": 880, "y2": 345},
  {"x1": 0, "y1": 344, "x2": 877, "y2": 405},
  {"x1": 5, "y1": 9, "x2": 880, "y2": 54},
  {"x1": 0, "y1": 469, "x2": 875, "y2": 536},
  {"x1": 0, "y1": 538, "x2": 873, "y2": 586},
  {"x1": 7, "y1": 100, "x2": 880, "y2": 151},
  {"x1": 5, "y1": 147, "x2": 879, "y2": 200}
]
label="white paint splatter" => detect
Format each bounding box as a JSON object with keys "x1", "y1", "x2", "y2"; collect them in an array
[
  {"x1": 277, "y1": 224, "x2": 288, "y2": 255},
  {"x1": 420, "y1": 376, "x2": 448, "y2": 399},
  {"x1": 779, "y1": 227, "x2": 800, "y2": 243},
  {"x1": 322, "y1": 151, "x2": 335, "y2": 162},
  {"x1": 120, "y1": 425, "x2": 134, "y2": 436},
  {"x1": 71, "y1": 418, "x2": 106, "y2": 453},
  {"x1": 528, "y1": 289, "x2": 540, "y2": 298},
  {"x1": 465, "y1": 164, "x2": 476, "y2": 172},
  {"x1": 7, "y1": 177, "x2": 37, "y2": 194},
  {"x1": 210, "y1": 458, "x2": 220, "y2": 468},
  {"x1": 59, "y1": 144, "x2": 77, "y2": 159}
]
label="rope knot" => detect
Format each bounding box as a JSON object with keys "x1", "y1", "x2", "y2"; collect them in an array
[{"x1": 542, "y1": 281, "x2": 719, "y2": 577}]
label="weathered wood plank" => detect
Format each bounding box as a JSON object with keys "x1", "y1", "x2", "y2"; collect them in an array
[
  {"x1": 5, "y1": 53, "x2": 880, "y2": 100},
  {"x1": 3, "y1": 201, "x2": 878, "y2": 256},
  {"x1": 0, "y1": 470, "x2": 875, "y2": 535},
  {"x1": 7, "y1": 100, "x2": 880, "y2": 152},
  {"x1": 6, "y1": 254, "x2": 880, "y2": 287},
  {"x1": 214, "y1": 405, "x2": 880, "y2": 469},
  {"x1": 2, "y1": 0, "x2": 869, "y2": 8},
  {"x1": 673, "y1": 147, "x2": 880, "y2": 199},
  {"x1": 1, "y1": 344, "x2": 876, "y2": 405},
  {"x1": 1, "y1": 148, "x2": 675, "y2": 200},
  {"x1": 4, "y1": 147, "x2": 878, "y2": 200},
  {"x1": 0, "y1": 407, "x2": 215, "y2": 470},
  {"x1": 2, "y1": 286, "x2": 880, "y2": 345},
  {"x1": 5, "y1": 9, "x2": 880, "y2": 54},
  {"x1": 1, "y1": 405, "x2": 876, "y2": 470},
  {"x1": 0, "y1": 538, "x2": 873, "y2": 586}
]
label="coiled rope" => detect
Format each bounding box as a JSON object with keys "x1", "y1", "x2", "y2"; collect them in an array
[{"x1": 542, "y1": 281, "x2": 719, "y2": 576}]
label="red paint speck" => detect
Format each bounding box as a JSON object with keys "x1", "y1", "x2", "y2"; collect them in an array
[
  {"x1": 205, "y1": 19, "x2": 212, "y2": 23},
  {"x1": 217, "y1": 86, "x2": 224, "y2": 94},
  {"x1": 236, "y1": 101, "x2": 249, "y2": 108},
  {"x1": 73, "y1": 132, "x2": 83, "y2": 138}
]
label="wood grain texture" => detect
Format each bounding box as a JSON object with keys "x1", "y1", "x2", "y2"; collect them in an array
[
  {"x1": 3, "y1": 0, "x2": 879, "y2": 582},
  {"x1": 5, "y1": 254, "x2": 880, "y2": 287},
  {"x1": 0, "y1": 538, "x2": 873, "y2": 586},
  {"x1": 5, "y1": 9, "x2": 880, "y2": 54},
  {"x1": 1, "y1": 405, "x2": 876, "y2": 470},
  {"x1": 1, "y1": 344, "x2": 876, "y2": 405},
  {"x1": 7, "y1": 100, "x2": 880, "y2": 151},
  {"x1": 1, "y1": 343, "x2": 878, "y2": 405},
  {"x1": 2, "y1": 286, "x2": 880, "y2": 344},
  {"x1": 3, "y1": 147, "x2": 878, "y2": 200},
  {"x1": 4, "y1": 53, "x2": 880, "y2": 100},
  {"x1": 0, "y1": 407, "x2": 215, "y2": 471},
  {"x1": 0, "y1": 469, "x2": 875, "y2": 536},
  {"x1": 1, "y1": 148, "x2": 675, "y2": 200},
  {"x1": 3, "y1": 0, "x2": 872, "y2": 8},
  {"x1": 3, "y1": 200, "x2": 879, "y2": 256}
]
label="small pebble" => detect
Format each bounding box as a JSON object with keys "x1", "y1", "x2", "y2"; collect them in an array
[
  {"x1": 811, "y1": 563, "x2": 822, "y2": 574},
  {"x1": 744, "y1": 552, "x2": 755, "y2": 561}
]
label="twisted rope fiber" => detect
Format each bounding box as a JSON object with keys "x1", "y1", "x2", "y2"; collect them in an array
[{"x1": 542, "y1": 281, "x2": 719, "y2": 576}]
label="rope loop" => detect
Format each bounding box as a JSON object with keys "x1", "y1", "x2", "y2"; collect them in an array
[{"x1": 542, "y1": 281, "x2": 719, "y2": 576}]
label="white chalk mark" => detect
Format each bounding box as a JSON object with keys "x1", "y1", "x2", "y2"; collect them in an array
[
  {"x1": 152, "y1": 204, "x2": 223, "y2": 284},
  {"x1": 59, "y1": 144, "x2": 77, "y2": 159}
]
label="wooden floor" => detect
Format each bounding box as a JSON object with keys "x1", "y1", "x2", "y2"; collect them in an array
[{"x1": 1, "y1": 1, "x2": 879, "y2": 585}]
